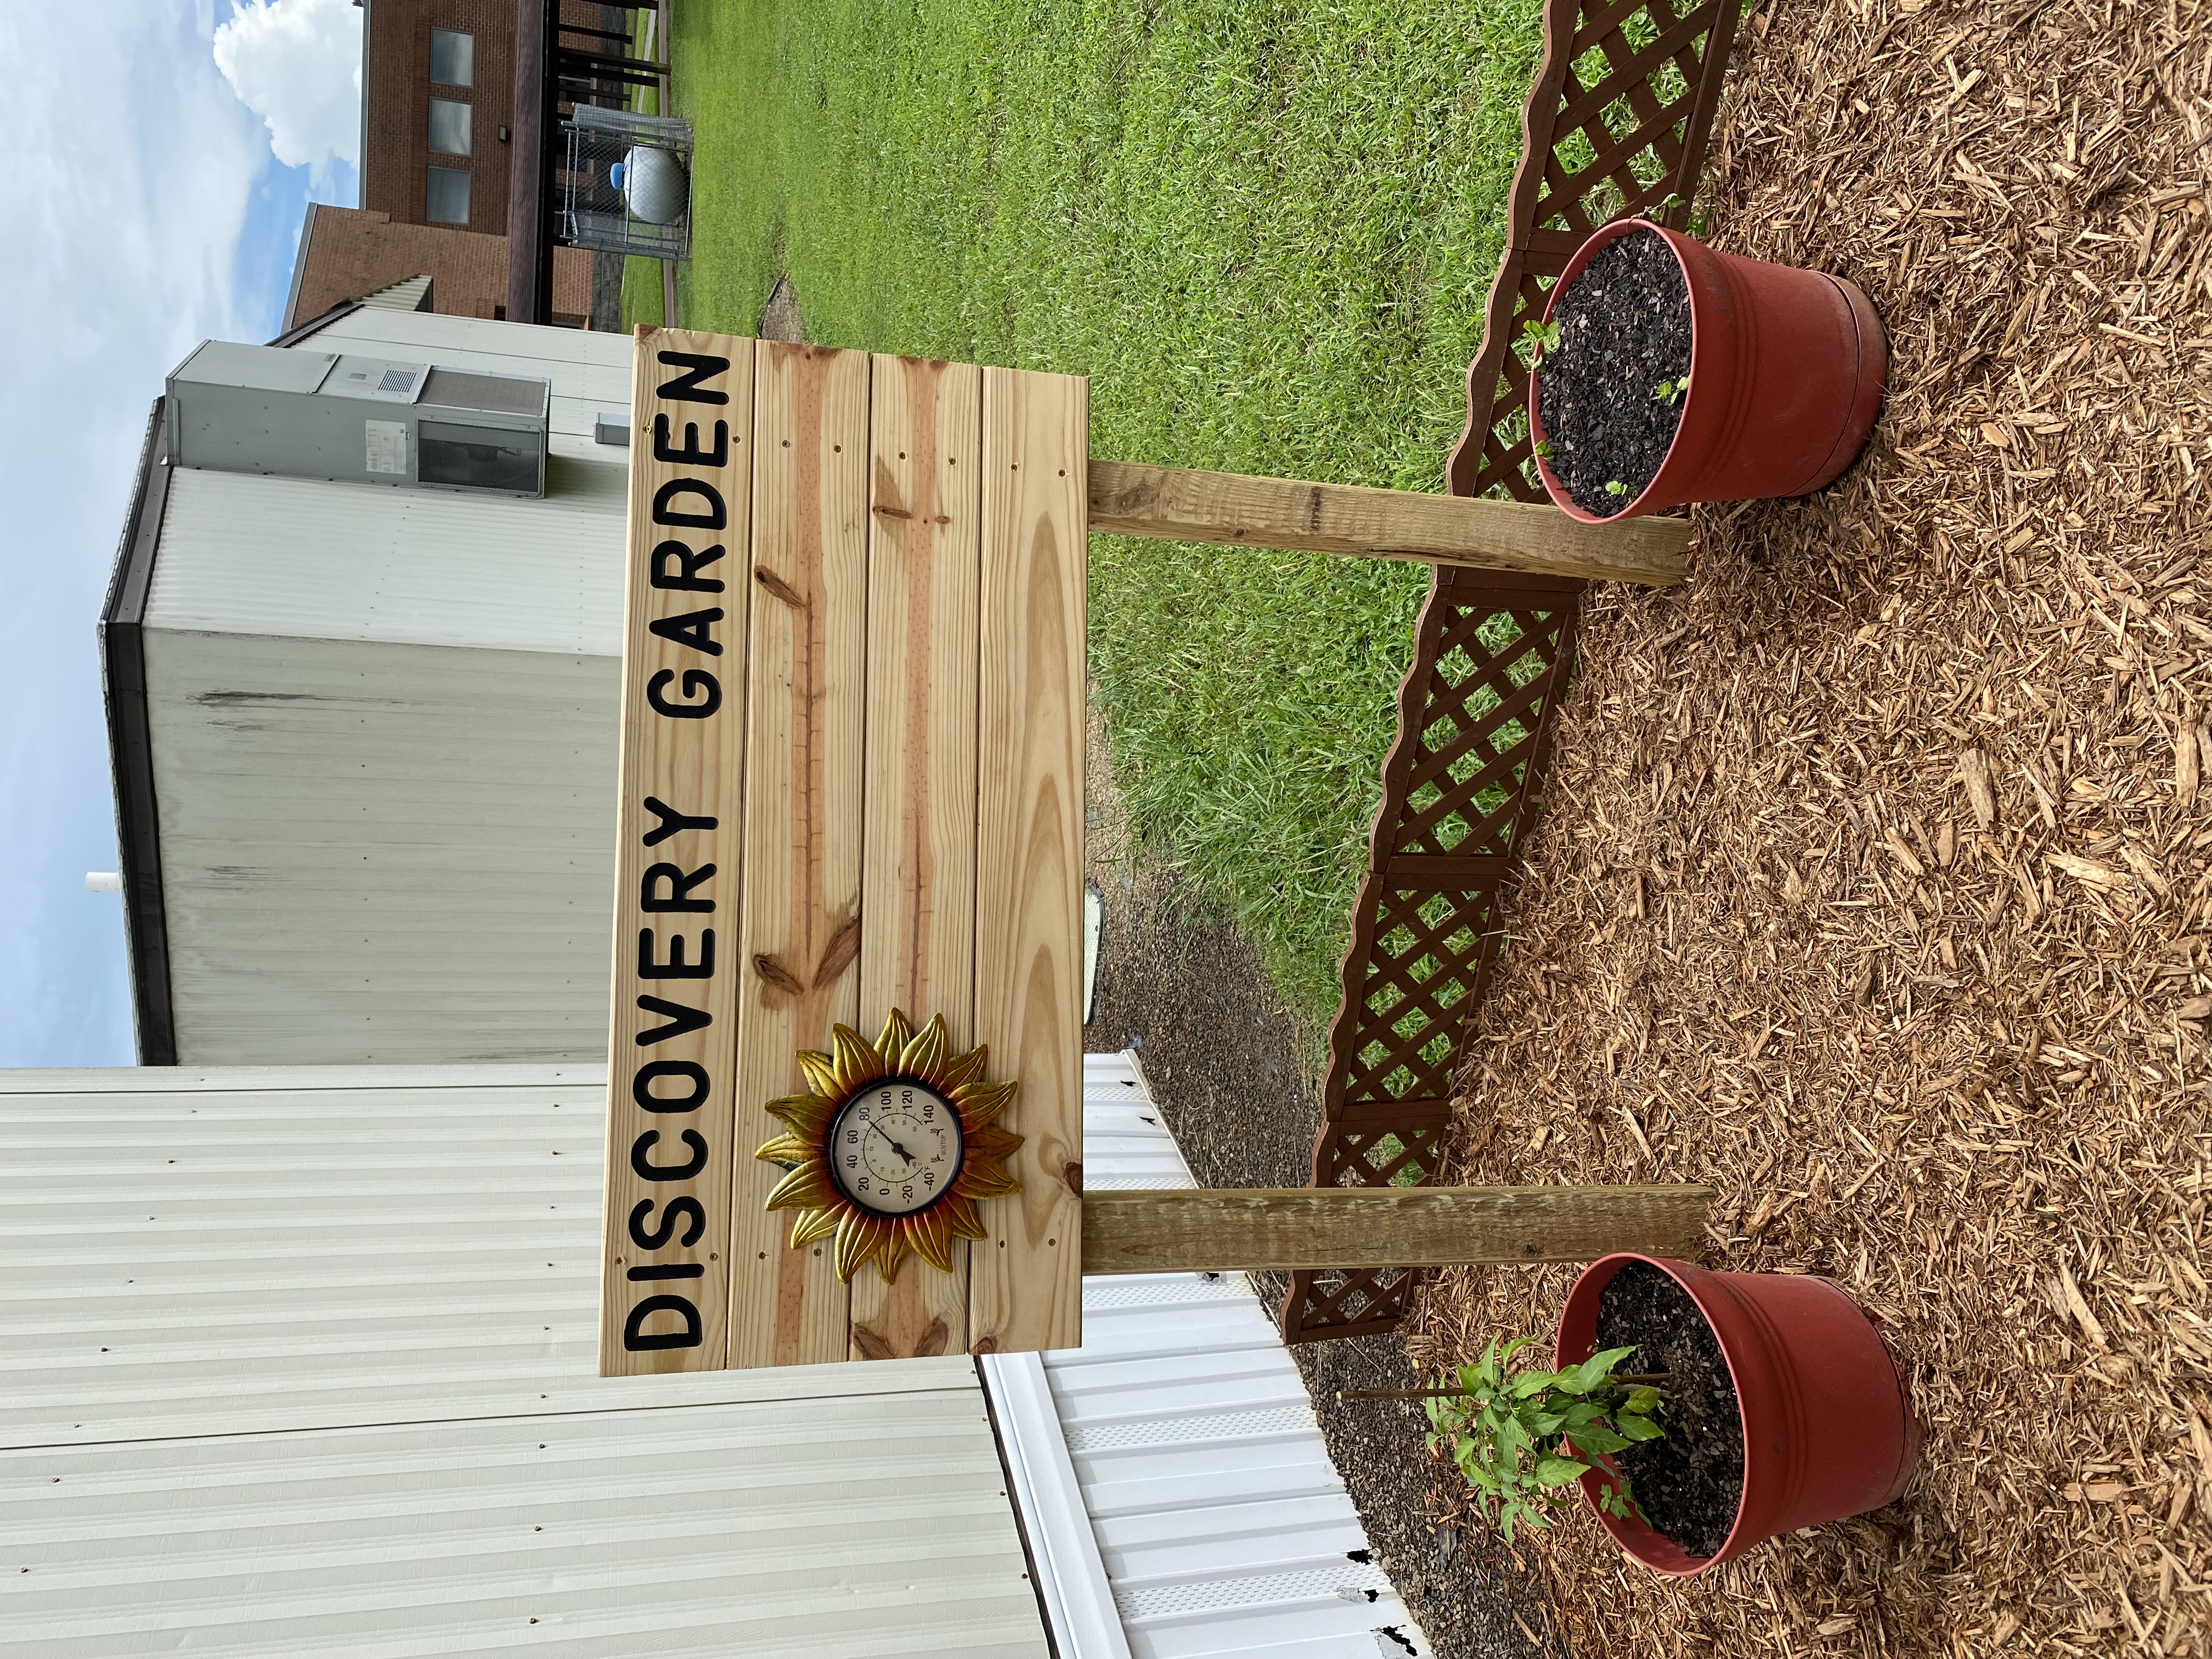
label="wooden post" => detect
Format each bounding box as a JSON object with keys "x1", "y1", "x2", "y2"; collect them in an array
[
  {"x1": 1086, "y1": 458, "x2": 1688, "y2": 585},
  {"x1": 1080, "y1": 1185, "x2": 1712, "y2": 1275}
]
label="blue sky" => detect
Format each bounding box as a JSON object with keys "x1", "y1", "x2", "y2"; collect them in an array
[{"x1": 0, "y1": 0, "x2": 361, "y2": 1068}]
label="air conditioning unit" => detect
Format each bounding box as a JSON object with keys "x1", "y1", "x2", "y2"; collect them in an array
[{"x1": 165, "y1": 341, "x2": 551, "y2": 498}]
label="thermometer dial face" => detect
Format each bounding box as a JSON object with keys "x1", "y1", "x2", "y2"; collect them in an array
[{"x1": 826, "y1": 1081, "x2": 964, "y2": 1217}]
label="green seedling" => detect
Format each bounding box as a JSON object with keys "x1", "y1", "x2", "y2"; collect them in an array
[
  {"x1": 1533, "y1": 439, "x2": 1554, "y2": 461},
  {"x1": 1605, "y1": 479, "x2": 1628, "y2": 496},
  {"x1": 1415, "y1": 1339, "x2": 1664, "y2": 1543},
  {"x1": 1653, "y1": 373, "x2": 1689, "y2": 404},
  {"x1": 1520, "y1": 318, "x2": 1562, "y2": 372}
]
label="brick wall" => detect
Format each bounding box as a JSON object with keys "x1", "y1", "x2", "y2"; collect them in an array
[
  {"x1": 362, "y1": 0, "x2": 516, "y2": 234},
  {"x1": 288, "y1": 206, "x2": 593, "y2": 330},
  {"x1": 361, "y1": 2, "x2": 643, "y2": 236}
]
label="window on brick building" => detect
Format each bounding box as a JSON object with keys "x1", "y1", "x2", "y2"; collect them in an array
[
  {"x1": 428, "y1": 98, "x2": 472, "y2": 157},
  {"x1": 429, "y1": 29, "x2": 473, "y2": 87},
  {"x1": 426, "y1": 166, "x2": 471, "y2": 225}
]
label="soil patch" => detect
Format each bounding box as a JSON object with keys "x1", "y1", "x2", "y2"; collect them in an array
[
  {"x1": 760, "y1": 273, "x2": 806, "y2": 343},
  {"x1": 1595, "y1": 1262, "x2": 1743, "y2": 1560},
  {"x1": 1536, "y1": 227, "x2": 1690, "y2": 516}
]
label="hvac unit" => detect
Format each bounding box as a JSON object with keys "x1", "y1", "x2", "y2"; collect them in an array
[{"x1": 165, "y1": 341, "x2": 552, "y2": 498}]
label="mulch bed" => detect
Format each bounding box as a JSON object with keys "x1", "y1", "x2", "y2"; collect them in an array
[{"x1": 1403, "y1": 0, "x2": 2212, "y2": 1651}]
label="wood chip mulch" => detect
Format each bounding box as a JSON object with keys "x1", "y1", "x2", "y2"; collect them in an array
[{"x1": 1402, "y1": 0, "x2": 2212, "y2": 1652}]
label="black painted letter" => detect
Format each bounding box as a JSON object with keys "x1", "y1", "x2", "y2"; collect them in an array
[
  {"x1": 646, "y1": 668, "x2": 720, "y2": 719},
  {"x1": 623, "y1": 1294, "x2": 703, "y2": 1351}
]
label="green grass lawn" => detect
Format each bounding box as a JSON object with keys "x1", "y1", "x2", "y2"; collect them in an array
[{"x1": 651, "y1": 0, "x2": 1547, "y2": 1041}]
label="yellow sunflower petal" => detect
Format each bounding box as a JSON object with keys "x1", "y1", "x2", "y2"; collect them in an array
[
  {"x1": 905, "y1": 1209, "x2": 956, "y2": 1273},
  {"x1": 876, "y1": 1007, "x2": 914, "y2": 1062},
  {"x1": 787, "y1": 1206, "x2": 842, "y2": 1248},
  {"x1": 754, "y1": 1133, "x2": 814, "y2": 1167},
  {"x1": 797, "y1": 1049, "x2": 842, "y2": 1098},
  {"x1": 956, "y1": 1162, "x2": 1022, "y2": 1201},
  {"x1": 765, "y1": 1093, "x2": 834, "y2": 1136},
  {"x1": 834, "y1": 1212, "x2": 891, "y2": 1283},
  {"x1": 833, "y1": 1024, "x2": 888, "y2": 1091},
  {"x1": 935, "y1": 1042, "x2": 988, "y2": 1091},
  {"x1": 764, "y1": 1161, "x2": 836, "y2": 1212},
  {"x1": 939, "y1": 1193, "x2": 987, "y2": 1243},
  {"x1": 966, "y1": 1124, "x2": 1025, "y2": 1160},
  {"x1": 953, "y1": 1079, "x2": 1018, "y2": 1125},
  {"x1": 898, "y1": 1015, "x2": 948, "y2": 1081},
  {"x1": 872, "y1": 1231, "x2": 911, "y2": 1284}
]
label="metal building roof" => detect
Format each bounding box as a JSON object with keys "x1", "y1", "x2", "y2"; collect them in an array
[{"x1": 986, "y1": 1054, "x2": 1433, "y2": 1659}]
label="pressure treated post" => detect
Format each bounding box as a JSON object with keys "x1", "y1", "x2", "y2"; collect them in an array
[{"x1": 1080, "y1": 1185, "x2": 1713, "y2": 1276}]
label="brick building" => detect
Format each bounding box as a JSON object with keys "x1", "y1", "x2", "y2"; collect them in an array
[
  {"x1": 285, "y1": 2, "x2": 619, "y2": 332},
  {"x1": 283, "y1": 205, "x2": 591, "y2": 330}
]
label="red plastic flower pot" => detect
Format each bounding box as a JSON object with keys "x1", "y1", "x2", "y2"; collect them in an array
[
  {"x1": 1556, "y1": 1253, "x2": 1920, "y2": 1576},
  {"x1": 1530, "y1": 221, "x2": 1887, "y2": 523}
]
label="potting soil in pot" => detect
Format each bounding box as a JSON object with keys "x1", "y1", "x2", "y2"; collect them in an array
[
  {"x1": 1594, "y1": 1260, "x2": 1745, "y2": 1559},
  {"x1": 1536, "y1": 228, "x2": 1692, "y2": 518}
]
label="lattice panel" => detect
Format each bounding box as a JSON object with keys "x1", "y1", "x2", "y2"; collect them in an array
[
  {"x1": 1400, "y1": 605, "x2": 1574, "y2": 860},
  {"x1": 1284, "y1": 0, "x2": 1738, "y2": 1348},
  {"x1": 1445, "y1": 0, "x2": 1743, "y2": 502}
]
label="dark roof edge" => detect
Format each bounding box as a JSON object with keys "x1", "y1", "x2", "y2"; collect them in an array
[
  {"x1": 267, "y1": 298, "x2": 363, "y2": 349},
  {"x1": 100, "y1": 399, "x2": 178, "y2": 1066},
  {"x1": 280, "y1": 203, "x2": 320, "y2": 335}
]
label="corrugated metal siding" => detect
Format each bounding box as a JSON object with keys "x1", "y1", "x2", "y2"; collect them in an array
[
  {"x1": 142, "y1": 633, "x2": 617, "y2": 1064},
  {"x1": 1011, "y1": 1056, "x2": 1434, "y2": 1659},
  {"x1": 149, "y1": 465, "x2": 625, "y2": 656},
  {"x1": 0, "y1": 1065, "x2": 1043, "y2": 1659},
  {"x1": 0, "y1": 1066, "x2": 968, "y2": 1447}
]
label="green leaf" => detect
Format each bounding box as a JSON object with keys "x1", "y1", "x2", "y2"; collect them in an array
[
  {"x1": 1510, "y1": 1369, "x2": 1554, "y2": 1398},
  {"x1": 1534, "y1": 1455, "x2": 1590, "y2": 1488},
  {"x1": 1571, "y1": 1423, "x2": 1629, "y2": 1455},
  {"x1": 1624, "y1": 1386, "x2": 1661, "y2": 1417},
  {"x1": 1616, "y1": 1413, "x2": 1665, "y2": 1442}
]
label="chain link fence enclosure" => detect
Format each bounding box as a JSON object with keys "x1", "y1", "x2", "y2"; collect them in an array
[{"x1": 561, "y1": 106, "x2": 694, "y2": 262}]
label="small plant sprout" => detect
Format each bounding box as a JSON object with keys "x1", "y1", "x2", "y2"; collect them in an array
[
  {"x1": 1520, "y1": 317, "x2": 1562, "y2": 371},
  {"x1": 1654, "y1": 372, "x2": 1689, "y2": 404},
  {"x1": 1533, "y1": 438, "x2": 1554, "y2": 461},
  {"x1": 1605, "y1": 479, "x2": 1628, "y2": 496},
  {"x1": 1408, "y1": 1339, "x2": 1665, "y2": 1543}
]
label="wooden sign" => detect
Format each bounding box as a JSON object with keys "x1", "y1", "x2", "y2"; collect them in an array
[{"x1": 602, "y1": 330, "x2": 1086, "y2": 1374}]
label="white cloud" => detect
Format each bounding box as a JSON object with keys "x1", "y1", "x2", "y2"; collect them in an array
[{"x1": 213, "y1": 0, "x2": 361, "y2": 181}]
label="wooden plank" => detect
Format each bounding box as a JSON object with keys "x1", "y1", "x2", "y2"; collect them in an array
[
  {"x1": 968, "y1": 366, "x2": 1087, "y2": 1357},
  {"x1": 849, "y1": 355, "x2": 984, "y2": 1362},
  {"x1": 1086, "y1": 458, "x2": 1687, "y2": 586},
  {"x1": 600, "y1": 327, "x2": 755, "y2": 1376},
  {"x1": 1082, "y1": 1186, "x2": 1714, "y2": 1275},
  {"x1": 725, "y1": 341, "x2": 872, "y2": 1369}
]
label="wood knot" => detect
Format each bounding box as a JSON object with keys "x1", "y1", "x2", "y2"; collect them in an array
[
  {"x1": 754, "y1": 566, "x2": 806, "y2": 609},
  {"x1": 1062, "y1": 1161, "x2": 1083, "y2": 1195},
  {"x1": 754, "y1": 953, "x2": 804, "y2": 998}
]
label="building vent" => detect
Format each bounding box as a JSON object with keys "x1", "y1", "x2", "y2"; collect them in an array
[{"x1": 165, "y1": 340, "x2": 550, "y2": 498}]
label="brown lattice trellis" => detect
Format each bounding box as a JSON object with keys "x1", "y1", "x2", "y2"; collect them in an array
[{"x1": 1282, "y1": 0, "x2": 1740, "y2": 1344}]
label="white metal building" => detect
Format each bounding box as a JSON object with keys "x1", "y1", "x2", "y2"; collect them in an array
[
  {"x1": 1, "y1": 1054, "x2": 1427, "y2": 1657},
  {"x1": 104, "y1": 308, "x2": 634, "y2": 1068}
]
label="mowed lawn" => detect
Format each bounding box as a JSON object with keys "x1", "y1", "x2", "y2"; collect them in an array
[{"x1": 644, "y1": 0, "x2": 1545, "y2": 1038}]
